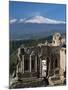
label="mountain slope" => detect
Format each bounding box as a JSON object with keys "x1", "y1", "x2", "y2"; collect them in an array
[{"x1": 10, "y1": 23, "x2": 66, "y2": 40}]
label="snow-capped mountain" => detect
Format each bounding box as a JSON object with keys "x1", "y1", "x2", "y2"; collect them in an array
[
  {"x1": 10, "y1": 15, "x2": 65, "y2": 24},
  {"x1": 24, "y1": 16, "x2": 65, "y2": 24}
]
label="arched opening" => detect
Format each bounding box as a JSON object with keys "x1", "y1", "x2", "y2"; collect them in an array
[
  {"x1": 55, "y1": 58, "x2": 58, "y2": 68},
  {"x1": 31, "y1": 55, "x2": 35, "y2": 72},
  {"x1": 24, "y1": 55, "x2": 29, "y2": 72},
  {"x1": 41, "y1": 57, "x2": 49, "y2": 77}
]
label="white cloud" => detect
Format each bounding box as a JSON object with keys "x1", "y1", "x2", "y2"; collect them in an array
[{"x1": 10, "y1": 19, "x2": 17, "y2": 24}]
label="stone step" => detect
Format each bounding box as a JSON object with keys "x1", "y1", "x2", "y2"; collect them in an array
[{"x1": 17, "y1": 72, "x2": 38, "y2": 78}]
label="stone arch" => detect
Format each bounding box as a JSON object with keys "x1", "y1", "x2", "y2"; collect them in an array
[{"x1": 40, "y1": 56, "x2": 50, "y2": 78}]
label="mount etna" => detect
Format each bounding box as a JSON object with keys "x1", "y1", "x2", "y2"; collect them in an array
[{"x1": 10, "y1": 16, "x2": 66, "y2": 40}]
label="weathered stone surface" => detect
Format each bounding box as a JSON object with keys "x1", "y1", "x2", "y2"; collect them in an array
[{"x1": 10, "y1": 33, "x2": 66, "y2": 88}]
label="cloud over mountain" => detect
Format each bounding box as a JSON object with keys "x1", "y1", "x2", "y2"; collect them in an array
[
  {"x1": 10, "y1": 19, "x2": 17, "y2": 24},
  {"x1": 10, "y1": 16, "x2": 65, "y2": 24}
]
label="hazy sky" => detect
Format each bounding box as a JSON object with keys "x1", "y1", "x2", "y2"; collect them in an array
[{"x1": 9, "y1": 1, "x2": 66, "y2": 21}]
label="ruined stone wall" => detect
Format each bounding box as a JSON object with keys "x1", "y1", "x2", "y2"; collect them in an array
[{"x1": 16, "y1": 45, "x2": 62, "y2": 78}]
